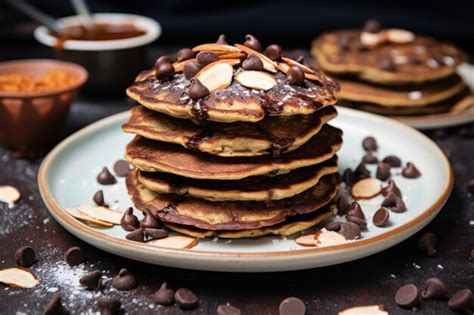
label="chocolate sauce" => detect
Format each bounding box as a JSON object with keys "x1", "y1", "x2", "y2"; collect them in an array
[
  {"x1": 185, "y1": 129, "x2": 214, "y2": 150},
  {"x1": 190, "y1": 100, "x2": 209, "y2": 124}
]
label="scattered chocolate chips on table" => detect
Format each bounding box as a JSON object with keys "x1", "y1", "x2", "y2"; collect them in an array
[
  {"x1": 382, "y1": 155, "x2": 402, "y2": 167},
  {"x1": 112, "y1": 268, "x2": 137, "y2": 291},
  {"x1": 376, "y1": 162, "x2": 391, "y2": 181},
  {"x1": 43, "y1": 293, "x2": 69, "y2": 315},
  {"x1": 113, "y1": 159, "x2": 131, "y2": 177},
  {"x1": 395, "y1": 284, "x2": 419, "y2": 308},
  {"x1": 97, "y1": 167, "x2": 116, "y2": 185},
  {"x1": 347, "y1": 202, "x2": 365, "y2": 220},
  {"x1": 417, "y1": 232, "x2": 438, "y2": 257},
  {"x1": 125, "y1": 228, "x2": 145, "y2": 242},
  {"x1": 342, "y1": 168, "x2": 356, "y2": 186},
  {"x1": 120, "y1": 207, "x2": 140, "y2": 231},
  {"x1": 175, "y1": 288, "x2": 199, "y2": 310},
  {"x1": 325, "y1": 221, "x2": 342, "y2": 231},
  {"x1": 381, "y1": 192, "x2": 406, "y2": 213},
  {"x1": 153, "y1": 282, "x2": 175, "y2": 306},
  {"x1": 372, "y1": 207, "x2": 390, "y2": 227},
  {"x1": 79, "y1": 270, "x2": 102, "y2": 291},
  {"x1": 421, "y1": 277, "x2": 446, "y2": 300},
  {"x1": 354, "y1": 162, "x2": 371, "y2": 180},
  {"x1": 402, "y1": 162, "x2": 421, "y2": 178},
  {"x1": 382, "y1": 179, "x2": 402, "y2": 197},
  {"x1": 339, "y1": 222, "x2": 361, "y2": 240},
  {"x1": 143, "y1": 228, "x2": 169, "y2": 240},
  {"x1": 337, "y1": 196, "x2": 350, "y2": 215},
  {"x1": 97, "y1": 296, "x2": 121, "y2": 315},
  {"x1": 448, "y1": 288, "x2": 473, "y2": 313},
  {"x1": 14, "y1": 246, "x2": 36, "y2": 267},
  {"x1": 362, "y1": 152, "x2": 378, "y2": 164},
  {"x1": 217, "y1": 304, "x2": 241, "y2": 315},
  {"x1": 64, "y1": 246, "x2": 86, "y2": 266},
  {"x1": 362, "y1": 136, "x2": 378, "y2": 151},
  {"x1": 139, "y1": 209, "x2": 160, "y2": 229},
  {"x1": 93, "y1": 190, "x2": 105, "y2": 206},
  {"x1": 279, "y1": 297, "x2": 306, "y2": 315}
]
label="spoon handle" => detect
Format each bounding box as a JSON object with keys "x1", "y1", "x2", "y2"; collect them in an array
[
  {"x1": 71, "y1": 0, "x2": 94, "y2": 30},
  {"x1": 6, "y1": 0, "x2": 62, "y2": 34}
]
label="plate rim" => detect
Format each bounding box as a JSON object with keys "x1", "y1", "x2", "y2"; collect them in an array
[{"x1": 38, "y1": 107, "x2": 454, "y2": 260}]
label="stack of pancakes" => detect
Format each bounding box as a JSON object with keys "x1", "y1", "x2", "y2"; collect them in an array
[
  {"x1": 312, "y1": 20, "x2": 473, "y2": 116},
  {"x1": 122, "y1": 35, "x2": 342, "y2": 238}
]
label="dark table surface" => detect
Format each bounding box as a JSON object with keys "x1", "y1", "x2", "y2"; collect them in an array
[{"x1": 0, "y1": 53, "x2": 473, "y2": 315}]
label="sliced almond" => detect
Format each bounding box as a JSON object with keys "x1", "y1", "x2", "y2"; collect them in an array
[
  {"x1": 0, "y1": 267, "x2": 39, "y2": 288},
  {"x1": 281, "y1": 56, "x2": 314, "y2": 74},
  {"x1": 235, "y1": 71, "x2": 277, "y2": 91},
  {"x1": 73, "y1": 205, "x2": 122, "y2": 225},
  {"x1": 217, "y1": 58, "x2": 242, "y2": 67},
  {"x1": 192, "y1": 43, "x2": 241, "y2": 53},
  {"x1": 314, "y1": 228, "x2": 347, "y2": 247},
  {"x1": 65, "y1": 207, "x2": 113, "y2": 227},
  {"x1": 195, "y1": 61, "x2": 233, "y2": 93},
  {"x1": 278, "y1": 62, "x2": 321, "y2": 82},
  {"x1": 360, "y1": 31, "x2": 386, "y2": 47},
  {"x1": 351, "y1": 178, "x2": 383, "y2": 199},
  {"x1": 0, "y1": 185, "x2": 21, "y2": 205},
  {"x1": 339, "y1": 305, "x2": 388, "y2": 315},
  {"x1": 295, "y1": 234, "x2": 318, "y2": 247},
  {"x1": 218, "y1": 52, "x2": 246, "y2": 59},
  {"x1": 150, "y1": 235, "x2": 198, "y2": 249},
  {"x1": 173, "y1": 59, "x2": 195, "y2": 73},
  {"x1": 234, "y1": 44, "x2": 277, "y2": 73},
  {"x1": 385, "y1": 28, "x2": 415, "y2": 44}
]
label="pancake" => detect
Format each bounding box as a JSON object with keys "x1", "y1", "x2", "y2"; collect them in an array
[
  {"x1": 123, "y1": 105, "x2": 338, "y2": 157},
  {"x1": 138, "y1": 156, "x2": 338, "y2": 202},
  {"x1": 312, "y1": 29, "x2": 467, "y2": 85},
  {"x1": 127, "y1": 169, "x2": 339, "y2": 231},
  {"x1": 125, "y1": 124, "x2": 342, "y2": 180},
  {"x1": 163, "y1": 204, "x2": 334, "y2": 238}
]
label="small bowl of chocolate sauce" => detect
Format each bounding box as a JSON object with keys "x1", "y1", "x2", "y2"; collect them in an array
[{"x1": 34, "y1": 13, "x2": 161, "y2": 95}]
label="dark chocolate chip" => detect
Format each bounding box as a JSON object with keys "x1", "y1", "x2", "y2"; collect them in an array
[
  {"x1": 354, "y1": 162, "x2": 371, "y2": 181},
  {"x1": 347, "y1": 202, "x2": 365, "y2": 220},
  {"x1": 287, "y1": 66, "x2": 305, "y2": 86},
  {"x1": 243, "y1": 34, "x2": 263, "y2": 52},
  {"x1": 155, "y1": 61, "x2": 175, "y2": 80},
  {"x1": 175, "y1": 288, "x2": 199, "y2": 310},
  {"x1": 64, "y1": 246, "x2": 86, "y2": 266},
  {"x1": 362, "y1": 136, "x2": 378, "y2": 151},
  {"x1": 183, "y1": 60, "x2": 202, "y2": 79},
  {"x1": 242, "y1": 53, "x2": 264, "y2": 70},
  {"x1": 417, "y1": 232, "x2": 437, "y2": 257},
  {"x1": 176, "y1": 48, "x2": 195, "y2": 62},
  {"x1": 382, "y1": 192, "x2": 406, "y2": 213},
  {"x1": 153, "y1": 282, "x2": 175, "y2": 306},
  {"x1": 188, "y1": 78, "x2": 210, "y2": 100},
  {"x1": 144, "y1": 228, "x2": 169, "y2": 240},
  {"x1": 43, "y1": 293, "x2": 69, "y2": 315},
  {"x1": 325, "y1": 221, "x2": 342, "y2": 231},
  {"x1": 382, "y1": 155, "x2": 402, "y2": 167},
  {"x1": 113, "y1": 160, "x2": 130, "y2": 177},
  {"x1": 402, "y1": 162, "x2": 421, "y2": 178},
  {"x1": 97, "y1": 297, "x2": 121, "y2": 315},
  {"x1": 342, "y1": 168, "x2": 356, "y2": 186},
  {"x1": 382, "y1": 179, "x2": 402, "y2": 198},
  {"x1": 93, "y1": 190, "x2": 105, "y2": 206},
  {"x1": 140, "y1": 209, "x2": 160, "y2": 228},
  {"x1": 421, "y1": 277, "x2": 446, "y2": 300},
  {"x1": 97, "y1": 167, "x2": 116, "y2": 185},
  {"x1": 380, "y1": 57, "x2": 396, "y2": 72},
  {"x1": 339, "y1": 222, "x2": 361, "y2": 240},
  {"x1": 363, "y1": 19, "x2": 382, "y2": 33},
  {"x1": 362, "y1": 153, "x2": 378, "y2": 164},
  {"x1": 112, "y1": 268, "x2": 137, "y2": 291},
  {"x1": 337, "y1": 196, "x2": 350, "y2": 215},
  {"x1": 376, "y1": 162, "x2": 391, "y2": 181},
  {"x1": 196, "y1": 51, "x2": 219, "y2": 66},
  {"x1": 79, "y1": 270, "x2": 102, "y2": 291},
  {"x1": 395, "y1": 284, "x2": 419, "y2": 308},
  {"x1": 217, "y1": 304, "x2": 241, "y2": 315},
  {"x1": 448, "y1": 289, "x2": 473, "y2": 313},
  {"x1": 373, "y1": 208, "x2": 390, "y2": 227},
  {"x1": 125, "y1": 228, "x2": 145, "y2": 242},
  {"x1": 279, "y1": 297, "x2": 306, "y2": 315},
  {"x1": 346, "y1": 215, "x2": 367, "y2": 230},
  {"x1": 120, "y1": 207, "x2": 140, "y2": 231},
  {"x1": 264, "y1": 44, "x2": 283, "y2": 61},
  {"x1": 156, "y1": 55, "x2": 172, "y2": 65},
  {"x1": 216, "y1": 34, "x2": 228, "y2": 45},
  {"x1": 14, "y1": 246, "x2": 36, "y2": 267}
]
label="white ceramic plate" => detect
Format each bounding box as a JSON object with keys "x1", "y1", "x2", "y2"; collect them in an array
[{"x1": 38, "y1": 107, "x2": 453, "y2": 272}]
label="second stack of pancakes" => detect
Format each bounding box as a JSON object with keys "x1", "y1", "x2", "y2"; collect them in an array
[{"x1": 123, "y1": 35, "x2": 342, "y2": 238}]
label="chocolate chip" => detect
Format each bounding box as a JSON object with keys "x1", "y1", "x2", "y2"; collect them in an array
[
  {"x1": 64, "y1": 246, "x2": 86, "y2": 266},
  {"x1": 362, "y1": 153, "x2": 378, "y2": 164},
  {"x1": 340, "y1": 222, "x2": 361, "y2": 240},
  {"x1": 155, "y1": 61, "x2": 175, "y2": 80},
  {"x1": 363, "y1": 19, "x2": 382, "y2": 33},
  {"x1": 402, "y1": 162, "x2": 421, "y2": 178},
  {"x1": 153, "y1": 282, "x2": 175, "y2": 306},
  {"x1": 362, "y1": 136, "x2": 378, "y2": 151},
  {"x1": 373, "y1": 208, "x2": 390, "y2": 227},
  {"x1": 120, "y1": 207, "x2": 139, "y2": 231},
  {"x1": 93, "y1": 190, "x2": 105, "y2": 206},
  {"x1": 175, "y1": 288, "x2": 199, "y2": 310},
  {"x1": 243, "y1": 34, "x2": 262, "y2": 52},
  {"x1": 43, "y1": 293, "x2": 68, "y2": 315},
  {"x1": 217, "y1": 304, "x2": 241, "y2": 315},
  {"x1": 337, "y1": 196, "x2": 350, "y2": 215},
  {"x1": 382, "y1": 155, "x2": 402, "y2": 167},
  {"x1": 156, "y1": 55, "x2": 172, "y2": 65},
  {"x1": 417, "y1": 232, "x2": 437, "y2": 257},
  {"x1": 97, "y1": 297, "x2": 121, "y2": 315},
  {"x1": 196, "y1": 51, "x2": 219, "y2": 66},
  {"x1": 112, "y1": 268, "x2": 137, "y2": 291},
  {"x1": 287, "y1": 66, "x2": 305, "y2": 86},
  {"x1": 354, "y1": 162, "x2": 371, "y2": 181},
  {"x1": 421, "y1": 277, "x2": 446, "y2": 300},
  {"x1": 176, "y1": 48, "x2": 195, "y2": 62},
  {"x1": 382, "y1": 192, "x2": 406, "y2": 213},
  {"x1": 14, "y1": 246, "x2": 35, "y2": 267},
  {"x1": 382, "y1": 179, "x2": 402, "y2": 197},
  {"x1": 346, "y1": 215, "x2": 367, "y2": 230},
  {"x1": 144, "y1": 228, "x2": 168, "y2": 240},
  {"x1": 380, "y1": 58, "x2": 396, "y2": 72},
  {"x1": 242, "y1": 53, "x2": 264, "y2": 70},
  {"x1": 264, "y1": 44, "x2": 283, "y2": 61},
  {"x1": 97, "y1": 167, "x2": 116, "y2": 185},
  {"x1": 325, "y1": 221, "x2": 342, "y2": 231},
  {"x1": 279, "y1": 297, "x2": 306, "y2": 315},
  {"x1": 79, "y1": 270, "x2": 102, "y2": 291},
  {"x1": 216, "y1": 34, "x2": 228, "y2": 45},
  {"x1": 448, "y1": 289, "x2": 473, "y2": 313},
  {"x1": 113, "y1": 160, "x2": 130, "y2": 177},
  {"x1": 188, "y1": 78, "x2": 210, "y2": 100},
  {"x1": 376, "y1": 162, "x2": 391, "y2": 181},
  {"x1": 183, "y1": 60, "x2": 202, "y2": 79},
  {"x1": 347, "y1": 202, "x2": 365, "y2": 219},
  {"x1": 342, "y1": 168, "x2": 356, "y2": 186},
  {"x1": 125, "y1": 228, "x2": 145, "y2": 242},
  {"x1": 395, "y1": 284, "x2": 419, "y2": 308}
]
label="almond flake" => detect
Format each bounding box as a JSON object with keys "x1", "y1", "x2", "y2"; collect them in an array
[
  {"x1": 385, "y1": 28, "x2": 415, "y2": 44},
  {"x1": 217, "y1": 58, "x2": 242, "y2": 67},
  {"x1": 73, "y1": 205, "x2": 122, "y2": 225},
  {"x1": 278, "y1": 62, "x2": 321, "y2": 82},
  {"x1": 218, "y1": 52, "x2": 246, "y2": 59},
  {"x1": 65, "y1": 207, "x2": 113, "y2": 227},
  {"x1": 0, "y1": 267, "x2": 39, "y2": 288},
  {"x1": 281, "y1": 56, "x2": 315, "y2": 74},
  {"x1": 192, "y1": 43, "x2": 241, "y2": 53},
  {"x1": 339, "y1": 305, "x2": 388, "y2": 315},
  {"x1": 234, "y1": 44, "x2": 277, "y2": 73},
  {"x1": 314, "y1": 229, "x2": 347, "y2": 247},
  {"x1": 150, "y1": 236, "x2": 198, "y2": 249},
  {"x1": 235, "y1": 71, "x2": 277, "y2": 90},
  {"x1": 295, "y1": 234, "x2": 318, "y2": 246},
  {"x1": 360, "y1": 31, "x2": 386, "y2": 47},
  {"x1": 351, "y1": 178, "x2": 382, "y2": 199},
  {"x1": 195, "y1": 61, "x2": 233, "y2": 93},
  {"x1": 0, "y1": 185, "x2": 21, "y2": 205}
]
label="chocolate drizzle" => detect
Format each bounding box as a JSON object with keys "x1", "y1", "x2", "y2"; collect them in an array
[
  {"x1": 185, "y1": 129, "x2": 214, "y2": 150},
  {"x1": 190, "y1": 100, "x2": 209, "y2": 123}
]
